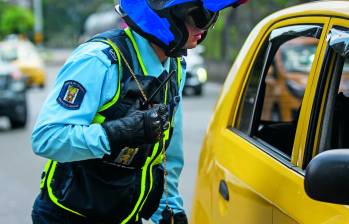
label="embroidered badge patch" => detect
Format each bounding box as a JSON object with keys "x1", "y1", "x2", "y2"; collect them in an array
[
  {"x1": 57, "y1": 80, "x2": 86, "y2": 110},
  {"x1": 115, "y1": 147, "x2": 139, "y2": 166},
  {"x1": 102, "y1": 47, "x2": 118, "y2": 64}
]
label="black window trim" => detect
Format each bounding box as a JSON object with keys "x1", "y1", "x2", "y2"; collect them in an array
[
  {"x1": 303, "y1": 26, "x2": 349, "y2": 169},
  {"x1": 319, "y1": 55, "x2": 344, "y2": 152},
  {"x1": 302, "y1": 48, "x2": 334, "y2": 169}
]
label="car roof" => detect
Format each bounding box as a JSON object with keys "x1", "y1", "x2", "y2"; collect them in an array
[
  {"x1": 265, "y1": 1, "x2": 349, "y2": 23},
  {"x1": 242, "y1": 1, "x2": 349, "y2": 54}
]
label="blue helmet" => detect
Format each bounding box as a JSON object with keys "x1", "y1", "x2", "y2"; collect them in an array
[{"x1": 116, "y1": 0, "x2": 247, "y2": 57}]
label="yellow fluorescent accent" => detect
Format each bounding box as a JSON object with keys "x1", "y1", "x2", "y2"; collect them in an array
[
  {"x1": 40, "y1": 160, "x2": 52, "y2": 189},
  {"x1": 136, "y1": 143, "x2": 161, "y2": 221},
  {"x1": 177, "y1": 58, "x2": 181, "y2": 86},
  {"x1": 124, "y1": 28, "x2": 148, "y2": 75},
  {"x1": 92, "y1": 113, "x2": 106, "y2": 124}
]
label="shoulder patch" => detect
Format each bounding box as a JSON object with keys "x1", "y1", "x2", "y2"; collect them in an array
[
  {"x1": 102, "y1": 47, "x2": 118, "y2": 64},
  {"x1": 57, "y1": 80, "x2": 86, "y2": 110}
]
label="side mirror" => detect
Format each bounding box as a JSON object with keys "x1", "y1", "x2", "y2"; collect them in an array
[{"x1": 304, "y1": 149, "x2": 349, "y2": 205}]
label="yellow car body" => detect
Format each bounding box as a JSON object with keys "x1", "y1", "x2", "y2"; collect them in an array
[
  {"x1": 0, "y1": 38, "x2": 46, "y2": 88},
  {"x1": 191, "y1": 1, "x2": 349, "y2": 224}
]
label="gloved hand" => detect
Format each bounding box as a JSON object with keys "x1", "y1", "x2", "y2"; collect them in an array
[
  {"x1": 159, "y1": 210, "x2": 188, "y2": 224},
  {"x1": 102, "y1": 104, "x2": 169, "y2": 150}
]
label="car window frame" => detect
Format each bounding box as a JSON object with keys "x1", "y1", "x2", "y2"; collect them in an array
[
  {"x1": 250, "y1": 25, "x2": 323, "y2": 138},
  {"x1": 231, "y1": 16, "x2": 331, "y2": 171}
]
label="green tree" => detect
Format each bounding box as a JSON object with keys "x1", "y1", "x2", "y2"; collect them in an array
[
  {"x1": 42, "y1": 0, "x2": 114, "y2": 47},
  {"x1": 0, "y1": 5, "x2": 34, "y2": 37},
  {"x1": 203, "y1": 0, "x2": 314, "y2": 60}
]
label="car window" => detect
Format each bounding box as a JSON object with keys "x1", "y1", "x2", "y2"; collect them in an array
[{"x1": 235, "y1": 25, "x2": 323, "y2": 160}]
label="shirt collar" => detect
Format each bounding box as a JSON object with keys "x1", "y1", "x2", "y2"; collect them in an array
[{"x1": 131, "y1": 30, "x2": 170, "y2": 76}]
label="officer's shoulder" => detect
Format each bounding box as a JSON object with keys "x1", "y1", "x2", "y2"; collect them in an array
[{"x1": 69, "y1": 41, "x2": 117, "y2": 66}]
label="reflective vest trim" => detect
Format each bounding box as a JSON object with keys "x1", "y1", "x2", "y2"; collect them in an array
[
  {"x1": 124, "y1": 28, "x2": 148, "y2": 75},
  {"x1": 40, "y1": 159, "x2": 52, "y2": 189}
]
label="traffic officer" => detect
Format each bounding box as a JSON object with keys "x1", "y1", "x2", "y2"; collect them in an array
[{"x1": 31, "y1": 0, "x2": 247, "y2": 223}]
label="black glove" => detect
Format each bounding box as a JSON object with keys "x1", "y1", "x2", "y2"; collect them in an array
[
  {"x1": 101, "y1": 104, "x2": 169, "y2": 168},
  {"x1": 102, "y1": 104, "x2": 169, "y2": 149},
  {"x1": 159, "y1": 209, "x2": 188, "y2": 224}
]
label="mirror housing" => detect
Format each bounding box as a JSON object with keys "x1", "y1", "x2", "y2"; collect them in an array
[{"x1": 304, "y1": 149, "x2": 349, "y2": 205}]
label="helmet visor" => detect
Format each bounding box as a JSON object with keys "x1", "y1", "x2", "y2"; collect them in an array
[
  {"x1": 185, "y1": 6, "x2": 218, "y2": 30},
  {"x1": 147, "y1": 0, "x2": 247, "y2": 11}
]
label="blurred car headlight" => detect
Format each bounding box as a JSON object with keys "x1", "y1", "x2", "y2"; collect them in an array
[
  {"x1": 9, "y1": 72, "x2": 26, "y2": 92},
  {"x1": 10, "y1": 80, "x2": 26, "y2": 92},
  {"x1": 196, "y1": 67, "x2": 207, "y2": 83}
]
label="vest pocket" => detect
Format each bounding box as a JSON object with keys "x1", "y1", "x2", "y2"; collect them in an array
[{"x1": 52, "y1": 161, "x2": 140, "y2": 222}]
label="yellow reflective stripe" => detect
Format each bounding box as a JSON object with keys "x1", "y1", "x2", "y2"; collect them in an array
[
  {"x1": 136, "y1": 158, "x2": 156, "y2": 221},
  {"x1": 46, "y1": 161, "x2": 86, "y2": 217},
  {"x1": 177, "y1": 58, "x2": 181, "y2": 86},
  {"x1": 134, "y1": 59, "x2": 182, "y2": 219},
  {"x1": 153, "y1": 153, "x2": 164, "y2": 165},
  {"x1": 92, "y1": 113, "x2": 106, "y2": 124},
  {"x1": 121, "y1": 143, "x2": 160, "y2": 224},
  {"x1": 40, "y1": 160, "x2": 53, "y2": 189},
  {"x1": 124, "y1": 28, "x2": 148, "y2": 75},
  {"x1": 136, "y1": 121, "x2": 171, "y2": 220},
  {"x1": 97, "y1": 39, "x2": 122, "y2": 112}
]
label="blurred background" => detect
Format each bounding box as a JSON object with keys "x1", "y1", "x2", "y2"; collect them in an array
[{"x1": 0, "y1": 0, "x2": 315, "y2": 223}]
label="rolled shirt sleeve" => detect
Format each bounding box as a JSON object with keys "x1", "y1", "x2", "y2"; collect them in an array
[{"x1": 32, "y1": 42, "x2": 118, "y2": 162}]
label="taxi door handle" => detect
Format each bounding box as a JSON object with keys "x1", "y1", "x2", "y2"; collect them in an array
[{"x1": 219, "y1": 180, "x2": 230, "y2": 201}]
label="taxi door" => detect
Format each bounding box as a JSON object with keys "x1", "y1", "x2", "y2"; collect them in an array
[{"x1": 205, "y1": 16, "x2": 331, "y2": 224}]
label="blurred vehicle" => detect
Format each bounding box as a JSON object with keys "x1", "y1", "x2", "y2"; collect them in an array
[
  {"x1": 0, "y1": 36, "x2": 46, "y2": 88},
  {"x1": 191, "y1": 1, "x2": 349, "y2": 224},
  {"x1": 0, "y1": 57, "x2": 27, "y2": 128},
  {"x1": 184, "y1": 45, "x2": 207, "y2": 96},
  {"x1": 263, "y1": 37, "x2": 349, "y2": 122},
  {"x1": 79, "y1": 4, "x2": 126, "y2": 42},
  {"x1": 262, "y1": 37, "x2": 319, "y2": 121}
]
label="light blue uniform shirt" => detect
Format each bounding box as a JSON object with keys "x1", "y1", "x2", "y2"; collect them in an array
[{"x1": 32, "y1": 30, "x2": 186, "y2": 222}]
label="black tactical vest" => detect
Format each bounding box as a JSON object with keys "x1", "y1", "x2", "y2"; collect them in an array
[{"x1": 40, "y1": 28, "x2": 185, "y2": 223}]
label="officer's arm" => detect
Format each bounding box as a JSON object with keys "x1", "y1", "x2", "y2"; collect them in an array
[{"x1": 32, "y1": 43, "x2": 117, "y2": 162}]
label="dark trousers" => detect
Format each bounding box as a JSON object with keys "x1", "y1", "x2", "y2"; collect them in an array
[{"x1": 32, "y1": 192, "x2": 143, "y2": 224}]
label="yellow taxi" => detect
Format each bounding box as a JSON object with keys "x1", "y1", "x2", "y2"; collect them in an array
[
  {"x1": 0, "y1": 37, "x2": 46, "y2": 88},
  {"x1": 191, "y1": 1, "x2": 349, "y2": 223}
]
